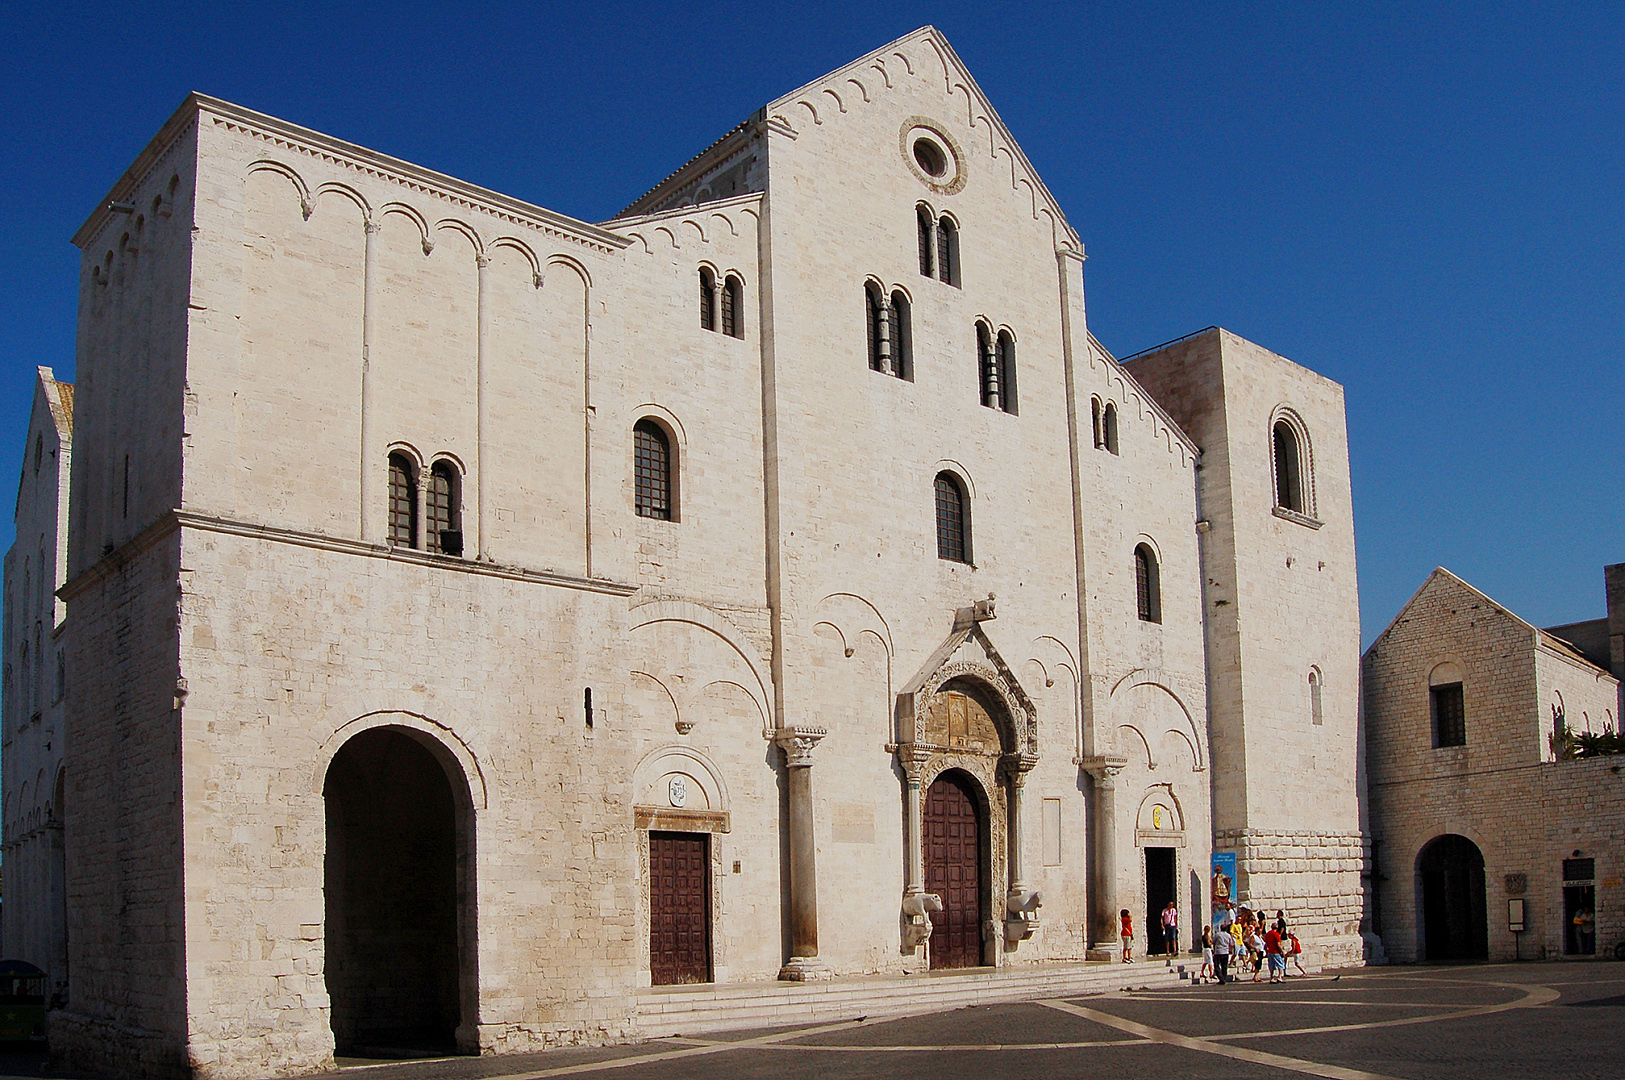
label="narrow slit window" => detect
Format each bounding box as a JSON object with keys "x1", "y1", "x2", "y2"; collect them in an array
[
  {"x1": 1310, "y1": 669, "x2": 1324, "y2": 726},
  {"x1": 699, "y1": 267, "x2": 717, "y2": 332},
  {"x1": 917, "y1": 206, "x2": 934, "y2": 278},
  {"x1": 1103, "y1": 403, "x2": 1119, "y2": 455},
  {"x1": 934, "y1": 472, "x2": 970, "y2": 563},
  {"x1": 634, "y1": 419, "x2": 673, "y2": 521},
  {"x1": 387, "y1": 452, "x2": 418, "y2": 547},
  {"x1": 722, "y1": 275, "x2": 744, "y2": 338},
  {"x1": 937, "y1": 216, "x2": 958, "y2": 286},
  {"x1": 1134, "y1": 543, "x2": 1161, "y2": 623},
  {"x1": 996, "y1": 330, "x2": 1017, "y2": 414},
  {"x1": 1432, "y1": 682, "x2": 1466, "y2": 747}
]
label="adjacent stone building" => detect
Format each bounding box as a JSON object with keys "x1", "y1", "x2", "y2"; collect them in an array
[
  {"x1": 1364, "y1": 566, "x2": 1623, "y2": 963},
  {"x1": 1, "y1": 367, "x2": 72, "y2": 998},
  {"x1": 37, "y1": 26, "x2": 1365, "y2": 1078}
]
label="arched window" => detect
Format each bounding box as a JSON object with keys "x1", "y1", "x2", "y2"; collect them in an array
[
  {"x1": 387, "y1": 452, "x2": 418, "y2": 547},
  {"x1": 1309, "y1": 668, "x2": 1324, "y2": 726},
  {"x1": 934, "y1": 473, "x2": 970, "y2": 563},
  {"x1": 937, "y1": 216, "x2": 959, "y2": 287},
  {"x1": 977, "y1": 322, "x2": 1000, "y2": 409},
  {"x1": 1091, "y1": 397, "x2": 1103, "y2": 449},
  {"x1": 1103, "y1": 403, "x2": 1120, "y2": 455},
  {"x1": 866, "y1": 282, "x2": 889, "y2": 374},
  {"x1": 721, "y1": 275, "x2": 744, "y2": 338},
  {"x1": 890, "y1": 290, "x2": 912, "y2": 381},
  {"x1": 699, "y1": 267, "x2": 717, "y2": 332},
  {"x1": 1429, "y1": 662, "x2": 1466, "y2": 747},
  {"x1": 1274, "y1": 419, "x2": 1304, "y2": 513},
  {"x1": 1134, "y1": 544, "x2": 1161, "y2": 623},
  {"x1": 427, "y1": 461, "x2": 462, "y2": 556},
  {"x1": 917, "y1": 206, "x2": 934, "y2": 278},
  {"x1": 996, "y1": 330, "x2": 1017, "y2": 415},
  {"x1": 634, "y1": 419, "x2": 673, "y2": 521}
]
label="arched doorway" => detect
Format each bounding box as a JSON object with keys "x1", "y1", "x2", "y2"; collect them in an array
[
  {"x1": 324, "y1": 728, "x2": 470, "y2": 1055},
  {"x1": 924, "y1": 770, "x2": 986, "y2": 969},
  {"x1": 1418, "y1": 834, "x2": 1487, "y2": 961}
]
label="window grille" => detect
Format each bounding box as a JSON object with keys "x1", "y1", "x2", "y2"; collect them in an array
[
  {"x1": 935, "y1": 473, "x2": 969, "y2": 563},
  {"x1": 1431, "y1": 683, "x2": 1466, "y2": 747},
  {"x1": 722, "y1": 275, "x2": 744, "y2": 338},
  {"x1": 937, "y1": 217, "x2": 958, "y2": 286},
  {"x1": 427, "y1": 461, "x2": 460, "y2": 555},
  {"x1": 699, "y1": 267, "x2": 717, "y2": 332},
  {"x1": 917, "y1": 207, "x2": 934, "y2": 277},
  {"x1": 388, "y1": 453, "x2": 417, "y2": 546},
  {"x1": 1135, "y1": 544, "x2": 1161, "y2": 623},
  {"x1": 634, "y1": 420, "x2": 672, "y2": 520}
]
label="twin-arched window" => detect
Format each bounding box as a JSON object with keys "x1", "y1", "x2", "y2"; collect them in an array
[
  {"x1": 917, "y1": 207, "x2": 960, "y2": 287},
  {"x1": 387, "y1": 452, "x2": 463, "y2": 555},
  {"x1": 976, "y1": 323, "x2": 1018, "y2": 413},
  {"x1": 1134, "y1": 543, "x2": 1161, "y2": 623},
  {"x1": 934, "y1": 472, "x2": 970, "y2": 563},
  {"x1": 866, "y1": 283, "x2": 912, "y2": 380},
  {"x1": 699, "y1": 268, "x2": 744, "y2": 338}
]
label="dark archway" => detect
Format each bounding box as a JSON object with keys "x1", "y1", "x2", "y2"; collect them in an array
[
  {"x1": 924, "y1": 770, "x2": 988, "y2": 969},
  {"x1": 324, "y1": 728, "x2": 469, "y2": 1055},
  {"x1": 1418, "y1": 834, "x2": 1487, "y2": 961}
]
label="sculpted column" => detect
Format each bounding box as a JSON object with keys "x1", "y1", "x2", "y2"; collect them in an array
[
  {"x1": 1081, "y1": 757, "x2": 1126, "y2": 955},
  {"x1": 776, "y1": 726, "x2": 831, "y2": 981}
]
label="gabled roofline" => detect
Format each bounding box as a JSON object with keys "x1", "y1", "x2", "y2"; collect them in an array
[
  {"x1": 1367, "y1": 566, "x2": 1615, "y2": 679},
  {"x1": 76, "y1": 93, "x2": 631, "y2": 254},
  {"x1": 617, "y1": 119, "x2": 758, "y2": 219},
  {"x1": 608, "y1": 189, "x2": 764, "y2": 230},
  {"x1": 1087, "y1": 332, "x2": 1201, "y2": 458}
]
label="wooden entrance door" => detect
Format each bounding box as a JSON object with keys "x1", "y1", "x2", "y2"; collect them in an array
[
  {"x1": 924, "y1": 772, "x2": 984, "y2": 968},
  {"x1": 650, "y1": 831, "x2": 711, "y2": 984}
]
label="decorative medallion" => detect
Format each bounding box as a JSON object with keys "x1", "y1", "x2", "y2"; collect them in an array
[{"x1": 668, "y1": 774, "x2": 688, "y2": 808}]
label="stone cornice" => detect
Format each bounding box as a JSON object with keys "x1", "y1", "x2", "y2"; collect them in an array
[
  {"x1": 76, "y1": 94, "x2": 632, "y2": 256},
  {"x1": 59, "y1": 509, "x2": 637, "y2": 602}
]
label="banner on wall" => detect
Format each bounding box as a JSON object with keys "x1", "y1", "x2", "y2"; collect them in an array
[{"x1": 1211, "y1": 852, "x2": 1237, "y2": 929}]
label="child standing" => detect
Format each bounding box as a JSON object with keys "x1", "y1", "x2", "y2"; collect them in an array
[{"x1": 1120, "y1": 909, "x2": 1135, "y2": 963}]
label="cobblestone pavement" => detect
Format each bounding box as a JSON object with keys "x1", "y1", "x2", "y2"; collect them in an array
[{"x1": 3, "y1": 963, "x2": 1621, "y2": 1079}]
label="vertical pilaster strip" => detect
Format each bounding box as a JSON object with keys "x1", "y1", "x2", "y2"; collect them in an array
[
  {"x1": 475, "y1": 252, "x2": 490, "y2": 561},
  {"x1": 359, "y1": 218, "x2": 380, "y2": 541}
]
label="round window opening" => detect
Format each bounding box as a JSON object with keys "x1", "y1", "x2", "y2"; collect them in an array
[{"x1": 913, "y1": 137, "x2": 948, "y2": 178}]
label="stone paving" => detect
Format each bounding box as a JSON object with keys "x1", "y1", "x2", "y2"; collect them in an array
[{"x1": 1, "y1": 962, "x2": 1621, "y2": 1079}]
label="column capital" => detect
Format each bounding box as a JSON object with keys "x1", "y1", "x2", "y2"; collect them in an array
[
  {"x1": 1000, "y1": 752, "x2": 1040, "y2": 785},
  {"x1": 1078, "y1": 755, "x2": 1128, "y2": 787},
  {"x1": 774, "y1": 726, "x2": 827, "y2": 768}
]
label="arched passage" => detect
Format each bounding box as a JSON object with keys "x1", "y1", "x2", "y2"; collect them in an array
[
  {"x1": 1418, "y1": 834, "x2": 1487, "y2": 961},
  {"x1": 924, "y1": 769, "x2": 988, "y2": 969},
  {"x1": 324, "y1": 727, "x2": 474, "y2": 1055}
]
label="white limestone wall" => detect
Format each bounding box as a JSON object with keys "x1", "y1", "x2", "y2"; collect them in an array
[
  {"x1": 1129, "y1": 329, "x2": 1365, "y2": 965},
  {"x1": 1, "y1": 370, "x2": 72, "y2": 993}
]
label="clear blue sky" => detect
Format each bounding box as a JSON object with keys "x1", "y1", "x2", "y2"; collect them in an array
[{"x1": 2, "y1": 1, "x2": 1620, "y2": 645}]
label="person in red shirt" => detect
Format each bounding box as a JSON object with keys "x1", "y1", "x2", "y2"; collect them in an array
[
  {"x1": 1264, "y1": 923, "x2": 1286, "y2": 983},
  {"x1": 1120, "y1": 909, "x2": 1134, "y2": 963}
]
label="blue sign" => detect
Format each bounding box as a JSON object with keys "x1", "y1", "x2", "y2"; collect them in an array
[{"x1": 1211, "y1": 852, "x2": 1237, "y2": 929}]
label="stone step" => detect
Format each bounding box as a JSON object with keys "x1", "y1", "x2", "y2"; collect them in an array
[{"x1": 636, "y1": 962, "x2": 1185, "y2": 1037}]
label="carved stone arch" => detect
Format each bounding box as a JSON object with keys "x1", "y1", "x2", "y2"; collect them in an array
[
  {"x1": 539, "y1": 254, "x2": 591, "y2": 292},
  {"x1": 625, "y1": 231, "x2": 651, "y2": 254},
  {"x1": 312, "y1": 710, "x2": 489, "y2": 810},
  {"x1": 846, "y1": 76, "x2": 870, "y2": 103},
  {"x1": 489, "y1": 237, "x2": 542, "y2": 286},
  {"x1": 246, "y1": 159, "x2": 314, "y2": 218},
  {"x1": 1134, "y1": 783, "x2": 1186, "y2": 843},
  {"x1": 933, "y1": 458, "x2": 976, "y2": 502},
  {"x1": 679, "y1": 218, "x2": 706, "y2": 244},
  {"x1": 1110, "y1": 671, "x2": 1205, "y2": 771},
  {"x1": 631, "y1": 743, "x2": 730, "y2": 818},
  {"x1": 628, "y1": 600, "x2": 773, "y2": 736},
  {"x1": 313, "y1": 181, "x2": 370, "y2": 223},
  {"x1": 707, "y1": 212, "x2": 738, "y2": 237},
  {"x1": 1118, "y1": 723, "x2": 1155, "y2": 769},
  {"x1": 917, "y1": 661, "x2": 1027, "y2": 757},
  {"x1": 1270, "y1": 404, "x2": 1317, "y2": 514},
  {"x1": 385, "y1": 440, "x2": 425, "y2": 471},
  {"x1": 654, "y1": 225, "x2": 679, "y2": 249},
  {"x1": 811, "y1": 591, "x2": 894, "y2": 660},
  {"x1": 821, "y1": 86, "x2": 846, "y2": 114},
  {"x1": 431, "y1": 216, "x2": 482, "y2": 258},
  {"x1": 630, "y1": 670, "x2": 681, "y2": 732}
]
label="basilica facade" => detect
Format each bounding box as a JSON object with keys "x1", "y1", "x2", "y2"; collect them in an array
[{"x1": 33, "y1": 26, "x2": 1364, "y2": 1078}]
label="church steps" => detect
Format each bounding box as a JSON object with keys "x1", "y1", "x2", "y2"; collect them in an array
[{"x1": 634, "y1": 960, "x2": 1187, "y2": 1036}]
